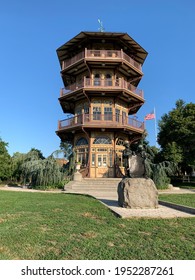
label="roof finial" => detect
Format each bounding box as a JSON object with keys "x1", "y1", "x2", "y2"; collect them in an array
[{"x1": 98, "y1": 19, "x2": 105, "y2": 32}]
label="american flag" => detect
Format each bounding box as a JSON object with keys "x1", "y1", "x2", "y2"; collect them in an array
[{"x1": 144, "y1": 111, "x2": 155, "y2": 120}]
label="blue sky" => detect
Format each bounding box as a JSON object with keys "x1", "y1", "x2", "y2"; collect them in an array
[{"x1": 0, "y1": 0, "x2": 195, "y2": 157}]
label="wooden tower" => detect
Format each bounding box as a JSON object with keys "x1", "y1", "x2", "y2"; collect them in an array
[{"x1": 56, "y1": 31, "x2": 148, "y2": 178}]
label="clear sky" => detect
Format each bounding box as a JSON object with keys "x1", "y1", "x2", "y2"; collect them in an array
[{"x1": 0, "y1": 0, "x2": 195, "y2": 157}]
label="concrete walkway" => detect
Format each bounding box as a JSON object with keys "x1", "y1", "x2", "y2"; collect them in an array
[
  {"x1": 65, "y1": 187, "x2": 195, "y2": 219},
  {"x1": 1, "y1": 185, "x2": 195, "y2": 219}
]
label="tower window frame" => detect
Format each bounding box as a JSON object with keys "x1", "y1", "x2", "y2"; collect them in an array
[{"x1": 93, "y1": 136, "x2": 112, "y2": 144}]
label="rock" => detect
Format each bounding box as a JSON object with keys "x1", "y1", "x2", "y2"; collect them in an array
[
  {"x1": 118, "y1": 178, "x2": 158, "y2": 209},
  {"x1": 168, "y1": 184, "x2": 174, "y2": 189}
]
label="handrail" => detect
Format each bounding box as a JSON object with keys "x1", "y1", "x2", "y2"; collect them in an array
[
  {"x1": 60, "y1": 78, "x2": 143, "y2": 98},
  {"x1": 61, "y1": 49, "x2": 142, "y2": 72},
  {"x1": 62, "y1": 50, "x2": 85, "y2": 69},
  {"x1": 58, "y1": 114, "x2": 144, "y2": 131},
  {"x1": 86, "y1": 49, "x2": 121, "y2": 58}
]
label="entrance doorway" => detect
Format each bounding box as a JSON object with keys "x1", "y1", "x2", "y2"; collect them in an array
[
  {"x1": 97, "y1": 153, "x2": 114, "y2": 177},
  {"x1": 91, "y1": 148, "x2": 114, "y2": 178}
]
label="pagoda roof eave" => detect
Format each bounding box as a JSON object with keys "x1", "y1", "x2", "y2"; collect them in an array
[{"x1": 56, "y1": 31, "x2": 148, "y2": 65}]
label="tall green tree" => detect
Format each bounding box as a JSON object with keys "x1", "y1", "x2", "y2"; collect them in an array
[
  {"x1": 11, "y1": 152, "x2": 26, "y2": 182},
  {"x1": 0, "y1": 138, "x2": 11, "y2": 182},
  {"x1": 158, "y1": 100, "x2": 195, "y2": 172},
  {"x1": 11, "y1": 148, "x2": 45, "y2": 182}
]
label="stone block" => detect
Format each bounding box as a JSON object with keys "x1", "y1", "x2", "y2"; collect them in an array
[
  {"x1": 118, "y1": 178, "x2": 158, "y2": 209},
  {"x1": 73, "y1": 171, "x2": 82, "y2": 182}
]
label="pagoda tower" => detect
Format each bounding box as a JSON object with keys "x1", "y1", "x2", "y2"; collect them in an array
[{"x1": 56, "y1": 31, "x2": 148, "y2": 178}]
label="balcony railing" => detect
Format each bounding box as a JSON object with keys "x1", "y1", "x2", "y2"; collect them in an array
[
  {"x1": 58, "y1": 114, "x2": 144, "y2": 132},
  {"x1": 61, "y1": 49, "x2": 142, "y2": 72},
  {"x1": 60, "y1": 78, "x2": 144, "y2": 99}
]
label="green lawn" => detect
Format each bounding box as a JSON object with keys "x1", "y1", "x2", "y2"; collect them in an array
[
  {"x1": 159, "y1": 194, "x2": 195, "y2": 208},
  {"x1": 0, "y1": 190, "x2": 194, "y2": 260}
]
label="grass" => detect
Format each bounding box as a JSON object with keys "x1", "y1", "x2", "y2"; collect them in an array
[
  {"x1": 0, "y1": 190, "x2": 194, "y2": 260},
  {"x1": 159, "y1": 194, "x2": 195, "y2": 208}
]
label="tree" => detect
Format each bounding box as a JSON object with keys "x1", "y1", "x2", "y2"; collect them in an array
[
  {"x1": 11, "y1": 148, "x2": 66, "y2": 188},
  {"x1": 158, "y1": 99, "x2": 195, "y2": 173},
  {"x1": 163, "y1": 142, "x2": 183, "y2": 164},
  {"x1": 21, "y1": 155, "x2": 65, "y2": 188},
  {"x1": 11, "y1": 148, "x2": 45, "y2": 183},
  {"x1": 59, "y1": 141, "x2": 73, "y2": 160},
  {"x1": 130, "y1": 140, "x2": 175, "y2": 189},
  {"x1": 11, "y1": 152, "x2": 26, "y2": 182},
  {"x1": 0, "y1": 138, "x2": 12, "y2": 182}
]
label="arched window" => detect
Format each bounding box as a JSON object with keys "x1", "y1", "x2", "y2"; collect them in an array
[
  {"x1": 94, "y1": 73, "x2": 100, "y2": 86},
  {"x1": 93, "y1": 136, "x2": 111, "y2": 144},
  {"x1": 75, "y1": 137, "x2": 88, "y2": 167},
  {"x1": 76, "y1": 137, "x2": 88, "y2": 146},
  {"x1": 105, "y1": 73, "x2": 112, "y2": 86}
]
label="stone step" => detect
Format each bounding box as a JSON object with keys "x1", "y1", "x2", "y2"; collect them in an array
[
  {"x1": 77, "y1": 179, "x2": 121, "y2": 184},
  {"x1": 64, "y1": 178, "x2": 121, "y2": 191}
]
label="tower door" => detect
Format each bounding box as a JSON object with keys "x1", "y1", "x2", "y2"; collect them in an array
[
  {"x1": 97, "y1": 154, "x2": 108, "y2": 178},
  {"x1": 96, "y1": 153, "x2": 114, "y2": 178}
]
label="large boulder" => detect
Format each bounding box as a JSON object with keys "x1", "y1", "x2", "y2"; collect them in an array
[{"x1": 118, "y1": 178, "x2": 158, "y2": 209}]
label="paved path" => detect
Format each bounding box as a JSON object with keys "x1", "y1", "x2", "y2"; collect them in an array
[
  {"x1": 1, "y1": 185, "x2": 195, "y2": 219},
  {"x1": 65, "y1": 188, "x2": 195, "y2": 219}
]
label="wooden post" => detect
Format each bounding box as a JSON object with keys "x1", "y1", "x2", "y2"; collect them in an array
[{"x1": 121, "y1": 49, "x2": 123, "y2": 59}]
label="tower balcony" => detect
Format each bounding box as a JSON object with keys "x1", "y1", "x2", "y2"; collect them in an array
[
  {"x1": 61, "y1": 49, "x2": 143, "y2": 76},
  {"x1": 60, "y1": 78, "x2": 144, "y2": 100},
  {"x1": 57, "y1": 114, "x2": 145, "y2": 136}
]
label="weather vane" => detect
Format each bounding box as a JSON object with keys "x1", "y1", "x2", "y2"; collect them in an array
[{"x1": 98, "y1": 19, "x2": 105, "y2": 32}]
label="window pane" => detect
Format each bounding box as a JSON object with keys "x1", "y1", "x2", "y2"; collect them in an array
[
  {"x1": 116, "y1": 109, "x2": 120, "y2": 122},
  {"x1": 93, "y1": 136, "x2": 111, "y2": 144},
  {"x1": 109, "y1": 152, "x2": 113, "y2": 167},
  {"x1": 92, "y1": 154, "x2": 95, "y2": 166},
  {"x1": 94, "y1": 74, "x2": 100, "y2": 86},
  {"x1": 122, "y1": 112, "x2": 127, "y2": 124},
  {"x1": 104, "y1": 107, "x2": 112, "y2": 121},
  {"x1": 76, "y1": 137, "x2": 88, "y2": 146},
  {"x1": 93, "y1": 107, "x2": 101, "y2": 120},
  {"x1": 103, "y1": 155, "x2": 107, "y2": 167},
  {"x1": 98, "y1": 155, "x2": 102, "y2": 166}
]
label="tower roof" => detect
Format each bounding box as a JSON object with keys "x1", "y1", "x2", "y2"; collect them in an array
[{"x1": 56, "y1": 31, "x2": 148, "y2": 65}]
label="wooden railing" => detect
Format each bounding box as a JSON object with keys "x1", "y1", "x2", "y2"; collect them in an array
[
  {"x1": 62, "y1": 50, "x2": 85, "y2": 69},
  {"x1": 58, "y1": 114, "x2": 144, "y2": 131},
  {"x1": 61, "y1": 49, "x2": 142, "y2": 72},
  {"x1": 60, "y1": 78, "x2": 144, "y2": 99}
]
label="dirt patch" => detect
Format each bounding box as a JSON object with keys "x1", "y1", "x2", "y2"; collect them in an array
[{"x1": 81, "y1": 231, "x2": 98, "y2": 239}]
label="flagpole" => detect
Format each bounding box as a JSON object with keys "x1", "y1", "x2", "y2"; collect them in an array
[{"x1": 154, "y1": 107, "x2": 157, "y2": 147}]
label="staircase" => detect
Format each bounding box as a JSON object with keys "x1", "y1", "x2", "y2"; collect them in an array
[{"x1": 64, "y1": 178, "x2": 121, "y2": 194}]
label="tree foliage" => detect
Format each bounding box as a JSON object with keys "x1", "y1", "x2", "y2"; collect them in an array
[
  {"x1": 130, "y1": 140, "x2": 176, "y2": 189},
  {"x1": 158, "y1": 99, "x2": 195, "y2": 171},
  {"x1": 143, "y1": 144, "x2": 176, "y2": 189},
  {"x1": 60, "y1": 141, "x2": 73, "y2": 160},
  {"x1": 12, "y1": 148, "x2": 65, "y2": 188},
  {"x1": 0, "y1": 138, "x2": 12, "y2": 182},
  {"x1": 21, "y1": 154, "x2": 65, "y2": 188}
]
